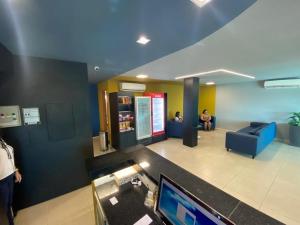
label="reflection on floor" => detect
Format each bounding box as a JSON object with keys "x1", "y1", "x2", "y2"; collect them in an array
[{"x1": 15, "y1": 130, "x2": 300, "y2": 225}]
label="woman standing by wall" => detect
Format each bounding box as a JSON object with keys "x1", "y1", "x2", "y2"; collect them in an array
[{"x1": 0, "y1": 134, "x2": 22, "y2": 225}]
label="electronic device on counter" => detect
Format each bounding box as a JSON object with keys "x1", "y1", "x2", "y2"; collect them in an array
[
  {"x1": 113, "y1": 166, "x2": 138, "y2": 186},
  {"x1": 156, "y1": 174, "x2": 236, "y2": 225}
]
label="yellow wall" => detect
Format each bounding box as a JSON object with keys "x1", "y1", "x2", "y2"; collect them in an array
[
  {"x1": 97, "y1": 78, "x2": 216, "y2": 139},
  {"x1": 199, "y1": 85, "x2": 216, "y2": 116},
  {"x1": 146, "y1": 82, "x2": 216, "y2": 119},
  {"x1": 146, "y1": 82, "x2": 184, "y2": 119},
  {"x1": 97, "y1": 80, "x2": 108, "y2": 132}
]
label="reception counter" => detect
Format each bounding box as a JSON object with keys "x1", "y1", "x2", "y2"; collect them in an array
[{"x1": 86, "y1": 145, "x2": 284, "y2": 225}]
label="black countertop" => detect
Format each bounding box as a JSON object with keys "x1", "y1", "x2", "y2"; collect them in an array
[
  {"x1": 100, "y1": 182, "x2": 162, "y2": 225},
  {"x1": 86, "y1": 145, "x2": 284, "y2": 225}
]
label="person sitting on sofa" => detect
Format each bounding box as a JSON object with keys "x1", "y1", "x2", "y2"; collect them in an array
[
  {"x1": 201, "y1": 109, "x2": 212, "y2": 131},
  {"x1": 174, "y1": 111, "x2": 183, "y2": 122}
]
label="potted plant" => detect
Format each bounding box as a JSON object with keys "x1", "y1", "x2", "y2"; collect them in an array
[{"x1": 288, "y1": 112, "x2": 300, "y2": 147}]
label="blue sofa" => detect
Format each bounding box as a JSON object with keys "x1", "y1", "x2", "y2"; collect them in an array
[
  {"x1": 166, "y1": 120, "x2": 183, "y2": 138},
  {"x1": 199, "y1": 116, "x2": 216, "y2": 130},
  {"x1": 226, "y1": 122, "x2": 277, "y2": 159}
]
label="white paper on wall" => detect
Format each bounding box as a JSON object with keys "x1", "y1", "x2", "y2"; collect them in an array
[{"x1": 23, "y1": 108, "x2": 41, "y2": 125}]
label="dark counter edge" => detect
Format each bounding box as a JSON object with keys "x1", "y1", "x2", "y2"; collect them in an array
[{"x1": 86, "y1": 145, "x2": 284, "y2": 225}]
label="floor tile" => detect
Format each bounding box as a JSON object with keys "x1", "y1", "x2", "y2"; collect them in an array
[{"x1": 147, "y1": 129, "x2": 300, "y2": 225}]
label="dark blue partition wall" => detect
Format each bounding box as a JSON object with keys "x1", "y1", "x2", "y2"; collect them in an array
[
  {"x1": 89, "y1": 84, "x2": 100, "y2": 137},
  {"x1": 0, "y1": 42, "x2": 93, "y2": 209}
]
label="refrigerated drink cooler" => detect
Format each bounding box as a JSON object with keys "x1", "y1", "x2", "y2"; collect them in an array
[{"x1": 135, "y1": 92, "x2": 167, "y2": 145}]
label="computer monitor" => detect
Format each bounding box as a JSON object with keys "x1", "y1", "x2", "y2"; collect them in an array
[{"x1": 156, "y1": 174, "x2": 236, "y2": 225}]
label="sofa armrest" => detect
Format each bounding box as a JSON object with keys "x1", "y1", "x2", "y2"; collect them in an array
[
  {"x1": 211, "y1": 116, "x2": 216, "y2": 129},
  {"x1": 167, "y1": 121, "x2": 183, "y2": 138},
  {"x1": 226, "y1": 132, "x2": 258, "y2": 156}
]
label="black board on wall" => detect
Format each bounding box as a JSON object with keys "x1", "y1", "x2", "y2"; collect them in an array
[
  {"x1": 0, "y1": 42, "x2": 93, "y2": 209},
  {"x1": 46, "y1": 103, "x2": 75, "y2": 141}
]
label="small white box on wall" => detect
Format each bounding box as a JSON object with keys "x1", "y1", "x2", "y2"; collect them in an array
[
  {"x1": 23, "y1": 108, "x2": 41, "y2": 125},
  {"x1": 0, "y1": 105, "x2": 22, "y2": 128}
]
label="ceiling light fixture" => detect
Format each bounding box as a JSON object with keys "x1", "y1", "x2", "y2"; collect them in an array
[
  {"x1": 94, "y1": 66, "x2": 100, "y2": 71},
  {"x1": 175, "y1": 69, "x2": 256, "y2": 80},
  {"x1": 136, "y1": 36, "x2": 151, "y2": 45},
  {"x1": 136, "y1": 74, "x2": 148, "y2": 79},
  {"x1": 205, "y1": 81, "x2": 215, "y2": 85},
  {"x1": 190, "y1": 0, "x2": 211, "y2": 8}
]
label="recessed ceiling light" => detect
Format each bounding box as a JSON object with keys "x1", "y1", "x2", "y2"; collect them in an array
[
  {"x1": 190, "y1": 0, "x2": 211, "y2": 7},
  {"x1": 175, "y1": 69, "x2": 256, "y2": 80},
  {"x1": 136, "y1": 36, "x2": 151, "y2": 45},
  {"x1": 136, "y1": 74, "x2": 148, "y2": 79},
  {"x1": 206, "y1": 81, "x2": 215, "y2": 85}
]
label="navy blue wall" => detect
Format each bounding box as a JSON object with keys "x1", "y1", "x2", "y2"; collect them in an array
[
  {"x1": 0, "y1": 42, "x2": 93, "y2": 209},
  {"x1": 89, "y1": 84, "x2": 100, "y2": 136}
]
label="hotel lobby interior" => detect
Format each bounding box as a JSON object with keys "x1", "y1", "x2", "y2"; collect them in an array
[{"x1": 0, "y1": 0, "x2": 300, "y2": 225}]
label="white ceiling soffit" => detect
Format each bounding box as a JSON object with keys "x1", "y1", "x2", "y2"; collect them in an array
[{"x1": 123, "y1": 0, "x2": 300, "y2": 84}]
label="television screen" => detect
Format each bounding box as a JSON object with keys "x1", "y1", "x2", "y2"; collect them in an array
[{"x1": 156, "y1": 174, "x2": 235, "y2": 225}]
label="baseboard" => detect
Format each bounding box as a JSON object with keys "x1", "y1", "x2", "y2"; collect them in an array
[
  {"x1": 215, "y1": 127, "x2": 236, "y2": 132},
  {"x1": 275, "y1": 137, "x2": 289, "y2": 144}
]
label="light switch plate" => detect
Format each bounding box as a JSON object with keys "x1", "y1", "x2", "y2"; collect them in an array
[{"x1": 0, "y1": 105, "x2": 22, "y2": 128}]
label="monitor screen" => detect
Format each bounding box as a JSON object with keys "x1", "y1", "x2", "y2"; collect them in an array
[{"x1": 156, "y1": 174, "x2": 235, "y2": 225}]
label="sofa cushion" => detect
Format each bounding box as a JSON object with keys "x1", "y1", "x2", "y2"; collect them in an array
[
  {"x1": 237, "y1": 126, "x2": 253, "y2": 133},
  {"x1": 249, "y1": 126, "x2": 264, "y2": 135}
]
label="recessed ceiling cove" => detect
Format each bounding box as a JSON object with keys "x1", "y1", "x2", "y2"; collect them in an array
[
  {"x1": 0, "y1": 0, "x2": 256, "y2": 83},
  {"x1": 124, "y1": 1, "x2": 300, "y2": 85}
]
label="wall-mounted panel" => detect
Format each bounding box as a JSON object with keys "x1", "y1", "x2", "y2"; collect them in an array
[{"x1": 0, "y1": 105, "x2": 22, "y2": 128}]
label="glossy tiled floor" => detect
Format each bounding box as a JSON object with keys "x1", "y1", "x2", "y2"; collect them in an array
[
  {"x1": 15, "y1": 130, "x2": 300, "y2": 225},
  {"x1": 148, "y1": 129, "x2": 300, "y2": 225},
  {"x1": 15, "y1": 186, "x2": 94, "y2": 225}
]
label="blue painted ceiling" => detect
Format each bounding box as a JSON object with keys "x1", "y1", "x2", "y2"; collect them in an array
[{"x1": 0, "y1": 0, "x2": 256, "y2": 83}]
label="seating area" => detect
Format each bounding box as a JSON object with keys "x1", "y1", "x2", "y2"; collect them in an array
[
  {"x1": 226, "y1": 122, "x2": 277, "y2": 158},
  {"x1": 166, "y1": 115, "x2": 216, "y2": 138},
  {"x1": 198, "y1": 115, "x2": 216, "y2": 130}
]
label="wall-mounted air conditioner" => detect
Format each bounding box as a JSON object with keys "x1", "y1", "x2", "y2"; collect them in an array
[
  {"x1": 264, "y1": 79, "x2": 300, "y2": 89},
  {"x1": 119, "y1": 82, "x2": 146, "y2": 92}
]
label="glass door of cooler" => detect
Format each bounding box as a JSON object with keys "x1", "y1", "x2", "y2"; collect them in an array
[
  {"x1": 135, "y1": 96, "x2": 152, "y2": 140},
  {"x1": 152, "y1": 97, "x2": 165, "y2": 136}
]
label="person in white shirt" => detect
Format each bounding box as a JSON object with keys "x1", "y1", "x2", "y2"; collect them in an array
[
  {"x1": 174, "y1": 111, "x2": 183, "y2": 122},
  {"x1": 0, "y1": 136, "x2": 22, "y2": 225}
]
